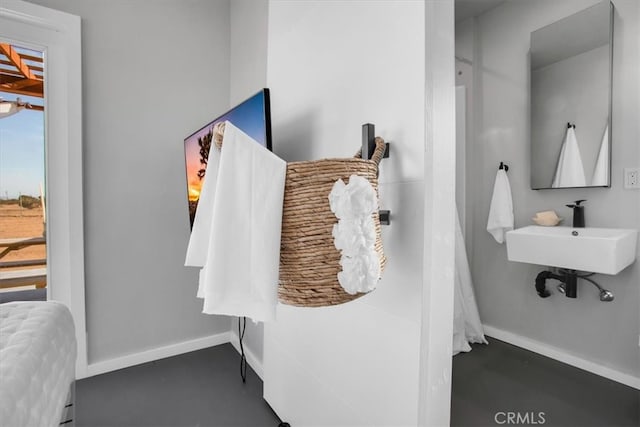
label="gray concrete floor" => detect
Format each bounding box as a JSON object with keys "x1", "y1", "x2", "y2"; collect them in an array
[
  {"x1": 451, "y1": 337, "x2": 639, "y2": 427},
  {"x1": 76, "y1": 344, "x2": 280, "y2": 427},
  {"x1": 76, "y1": 337, "x2": 638, "y2": 426}
]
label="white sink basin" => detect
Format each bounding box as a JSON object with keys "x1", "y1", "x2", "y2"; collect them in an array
[{"x1": 506, "y1": 226, "x2": 638, "y2": 275}]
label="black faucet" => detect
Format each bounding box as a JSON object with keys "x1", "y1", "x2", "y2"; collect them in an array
[{"x1": 566, "y1": 199, "x2": 586, "y2": 228}]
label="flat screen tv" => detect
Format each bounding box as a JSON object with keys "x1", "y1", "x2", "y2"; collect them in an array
[{"x1": 184, "y1": 88, "x2": 272, "y2": 227}]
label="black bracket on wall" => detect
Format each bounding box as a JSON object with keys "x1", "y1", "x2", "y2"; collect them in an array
[{"x1": 362, "y1": 123, "x2": 391, "y2": 226}]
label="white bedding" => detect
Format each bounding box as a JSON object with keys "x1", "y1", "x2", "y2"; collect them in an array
[{"x1": 0, "y1": 301, "x2": 76, "y2": 427}]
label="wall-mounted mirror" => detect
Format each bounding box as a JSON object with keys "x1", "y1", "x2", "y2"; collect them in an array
[{"x1": 530, "y1": 1, "x2": 613, "y2": 190}]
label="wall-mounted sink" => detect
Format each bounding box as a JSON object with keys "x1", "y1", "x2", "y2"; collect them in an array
[{"x1": 506, "y1": 226, "x2": 638, "y2": 275}]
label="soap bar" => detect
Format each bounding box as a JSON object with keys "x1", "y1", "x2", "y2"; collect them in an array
[{"x1": 532, "y1": 210, "x2": 562, "y2": 226}]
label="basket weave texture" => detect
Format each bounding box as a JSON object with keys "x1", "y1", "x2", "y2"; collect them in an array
[{"x1": 213, "y1": 123, "x2": 386, "y2": 307}]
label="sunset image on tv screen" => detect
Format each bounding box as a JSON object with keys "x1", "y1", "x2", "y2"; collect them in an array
[{"x1": 184, "y1": 89, "x2": 270, "y2": 226}]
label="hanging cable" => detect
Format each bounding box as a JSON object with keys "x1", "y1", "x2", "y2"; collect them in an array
[{"x1": 238, "y1": 316, "x2": 247, "y2": 383}]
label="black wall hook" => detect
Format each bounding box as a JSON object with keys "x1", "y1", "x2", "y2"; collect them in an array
[
  {"x1": 567, "y1": 122, "x2": 576, "y2": 129},
  {"x1": 362, "y1": 123, "x2": 390, "y2": 226},
  {"x1": 362, "y1": 123, "x2": 390, "y2": 160},
  {"x1": 499, "y1": 161, "x2": 509, "y2": 172}
]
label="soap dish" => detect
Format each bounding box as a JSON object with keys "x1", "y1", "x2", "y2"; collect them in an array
[{"x1": 532, "y1": 210, "x2": 563, "y2": 226}]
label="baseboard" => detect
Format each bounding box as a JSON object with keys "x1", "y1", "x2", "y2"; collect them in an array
[
  {"x1": 230, "y1": 331, "x2": 264, "y2": 381},
  {"x1": 86, "y1": 331, "x2": 231, "y2": 378},
  {"x1": 482, "y1": 325, "x2": 640, "y2": 390}
]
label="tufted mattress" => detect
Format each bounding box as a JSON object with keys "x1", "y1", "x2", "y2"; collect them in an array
[{"x1": 0, "y1": 301, "x2": 76, "y2": 427}]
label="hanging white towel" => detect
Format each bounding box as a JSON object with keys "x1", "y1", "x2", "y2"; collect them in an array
[
  {"x1": 185, "y1": 121, "x2": 287, "y2": 322},
  {"x1": 486, "y1": 169, "x2": 514, "y2": 244},
  {"x1": 552, "y1": 126, "x2": 586, "y2": 188},
  {"x1": 453, "y1": 207, "x2": 488, "y2": 355},
  {"x1": 591, "y1": 124, "x2": 609, "y2": 186}
]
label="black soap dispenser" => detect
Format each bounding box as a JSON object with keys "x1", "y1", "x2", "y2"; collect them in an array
[{"x1": 566, "y1": 199, "x2": 586, "y2": 228}]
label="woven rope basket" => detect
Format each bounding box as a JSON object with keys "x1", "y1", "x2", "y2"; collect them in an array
[{"x1": 214, "y1": 123, "x2": 387, "y2": 307}]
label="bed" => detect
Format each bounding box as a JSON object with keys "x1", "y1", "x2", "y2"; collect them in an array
[{"x1": 0, "y1": 301, "x2": 77, "y2": 426}]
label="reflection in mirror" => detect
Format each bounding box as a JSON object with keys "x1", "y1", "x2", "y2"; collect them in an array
[{"x1": 530, "y1": 1, "x2": 612, "y2": 189}]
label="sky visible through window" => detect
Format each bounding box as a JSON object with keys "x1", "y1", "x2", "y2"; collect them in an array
[{"x1": 0, "y1": 91, "x2": 45, "y2": 199}]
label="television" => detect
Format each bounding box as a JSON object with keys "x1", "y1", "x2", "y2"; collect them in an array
[{"x1": 183, "y1": 88, "x2": 272, "y2": 227}]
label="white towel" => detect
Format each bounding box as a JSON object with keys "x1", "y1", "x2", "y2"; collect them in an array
[
  {"x1": 591, "y1": 124, "x2": 609, "y2": 186},
  {"x1": 185, "y1": 121, "x2": 287, "y2": 322},
  {"x1": 486, "y1": 169, "x2": 513, "y2": 244},
  {"x1": 552, "y1": 126, "x2": 586, "y2": 188}
]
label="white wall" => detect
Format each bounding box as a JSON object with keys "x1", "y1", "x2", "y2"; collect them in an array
[
  {"x1": 263, "y1": 1, "x2": 427, "y2": 425},
  {"x1": 25, "y1": 0, "x2": 233, "y2": 365},
  {"x1": 228, "y1": 0, "x2": 270, "y2": 372},
  {"x1": 419, "y1": 2, "x2": 456, "y2": 424},
  {"x1": 467, "y1": 0, "x2": 639, "y2": 381},
  {"x1": 230, "y1": 0, "x2": 268, "y2": 106}
]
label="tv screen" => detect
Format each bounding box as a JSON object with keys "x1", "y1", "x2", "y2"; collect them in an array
[{"x1": 184, "y1": 89, "x2": 272, "y2": 227}]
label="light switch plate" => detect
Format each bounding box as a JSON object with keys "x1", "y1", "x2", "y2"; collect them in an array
[{"x1": 623, "y1": 168, "x2": 640, "y2": 189}]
